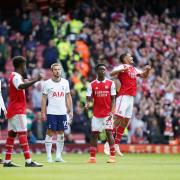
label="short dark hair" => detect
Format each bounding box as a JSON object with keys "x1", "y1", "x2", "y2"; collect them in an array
[
  {"x1": 119, "y1": 53, "x2": 127, "y2": 63},
  {"x1": 13, "y1": 56, "x2": 26, "y2": 68},
  {"x1": 96, "y1": 63, "x2": 106, "y2": 71}
]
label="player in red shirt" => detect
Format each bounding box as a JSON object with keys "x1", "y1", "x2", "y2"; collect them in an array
[
  {"x1": 104, "y1": 53, "x2": 151, "y2": 156},
  {"x1": 85, "y1": 64, "x2": 116, "y2": 163},
  {"x1": 3, "y1": 56, "x2": 43, "y2": 167}
]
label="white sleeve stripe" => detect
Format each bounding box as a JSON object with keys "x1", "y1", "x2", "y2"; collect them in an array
[
  {"x1": 111, "y1": 82, "x2": 116, "y2": 95},
  {"x1": 86, "y1": 83, "x2": 92, "y2": 96},
  {"x1": 113, "y1": 65, "x2": 124, "y2": 72},
  {"x1": 12, "y1": 75, "x2": 24, "y2": 90}
]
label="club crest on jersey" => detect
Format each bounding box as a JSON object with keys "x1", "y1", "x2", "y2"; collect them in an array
[
  {"x1": 61, "y1": 86, "x2": 65, "y2": 90},
  {"x1": 105, "y1": 85, "x2": 109, "y2": 89},
  {"x1": 95, "y1": 87, "x2": 98, "y2": 90},
  {"x1": 52, "y1": 91, "x2": 64, "y2": 97}
]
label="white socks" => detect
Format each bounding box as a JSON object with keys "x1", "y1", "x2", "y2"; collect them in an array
[
  {"x1": 56, "y1": 134, "x2": 64, "y2": 159},
  {"x1": 45, "y1": 135, "x2": 53, "y2": 160},
  {"x1": 26, "y1": 159, "x2": 32, "y2": 163}
]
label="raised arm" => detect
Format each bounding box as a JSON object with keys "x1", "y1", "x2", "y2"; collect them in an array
[
  {"x1": 110, "y1": 65, "x2": 128, "y2": 77},
  {"x1": 18, "y1": 73, "x2": 43, "y2": 89},
  {"x1": 138, "y1": 65, "x2": 152, "y2": 79}
]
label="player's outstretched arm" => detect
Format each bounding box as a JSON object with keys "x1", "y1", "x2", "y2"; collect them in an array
[
  {"x1": 18, "y1": 73, "x2": 43, "y2": 89},
  {"x1": 110, "y1": 65, "x2": 128, "y2": 77},
  {"x1": 139, "y1": 65, "x2": 152, "y2": 79}
]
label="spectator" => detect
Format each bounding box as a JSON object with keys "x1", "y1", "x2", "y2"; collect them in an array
[
  {"x1": 32, "y1": 83, "x2": 42, "y2": 112},
  {"x1": 32, "y1": 112, "x2": 46, "y2": 140},
  {"x1": 0, "y1": 36, "x2": 8, "y2": 60},
  {"x1": 42, "y1": 40, "x2": 58, "y2": 69},
  {"x1": 71, "y1": 102, "x2": 91, "y2": 143},
  {"x1": 10, "y1": 32, "x2": 24, "y2": 57},
  {"x1": 20, "y1": 13, "x2": 32, "y2": 37},
  {"x1": 38, "y1": 16, "x2": 54, "y2": 45},
  {"x1": 26, "y1": 49, "x2": 37, "y2": 75}
]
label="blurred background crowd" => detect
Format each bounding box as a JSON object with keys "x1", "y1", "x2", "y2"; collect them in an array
[{"x1": 0, "y1": 0, "x2": 180, "y2": 145}]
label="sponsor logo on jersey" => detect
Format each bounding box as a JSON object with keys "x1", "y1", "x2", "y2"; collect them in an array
[{"x1": 52, "y1": 91, "x2": 65, "y2": 97}]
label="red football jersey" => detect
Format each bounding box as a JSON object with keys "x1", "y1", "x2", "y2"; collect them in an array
[
  {"x1": 116, "y1": 65, "x2": 142, "y2": 96},
  {"x1": 87, "y1": 78, "x2": 116, "y2": 118},
  {"x1": 6, "y1": 72, "x2": 26, "y2": 119}
]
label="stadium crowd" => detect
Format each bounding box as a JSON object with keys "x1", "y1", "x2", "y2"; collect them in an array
[{"x1": 0, "y1": 0, "x2": 180, "y2": 144}]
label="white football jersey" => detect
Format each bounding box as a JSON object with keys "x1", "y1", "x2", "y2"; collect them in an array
[
  {"x1": 42, "y1": 78, "x2": 70, "y2": 115},
  {"x1": 0, "y1": 80, "x2": 6, "y2": 113}
]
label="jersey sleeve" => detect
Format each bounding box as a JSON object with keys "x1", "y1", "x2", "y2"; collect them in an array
[
  {"x1": 86, "y1": 83, "x2": 92, "y2": 97},
  {"x1": 12, "y1": 74, "x2": 24, "y2": 90},
  {"x1": 113, "y1": 64, "x2": 125, "y2": 72},
  {"x1": 42, "y1": 82, "x2": 48, "y2": 95},
  {"x1": 135, "y1": 67, "x2": 143, "y2": 75},
  {"x1": 111, "y1": 81, "x2": 116, "y2": 96},
  {"x1": 65, "y1": 80, "x2": 70, "y2": 94},
  {"x1": 0, "y1": 81, "x2": 6, "y2": 111}
]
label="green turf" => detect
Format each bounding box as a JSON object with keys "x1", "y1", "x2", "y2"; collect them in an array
[{"x1": 0, "y1": 153, "x2": 180, "y2": 180}]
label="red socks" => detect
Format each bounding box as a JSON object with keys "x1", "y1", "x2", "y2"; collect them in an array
[
  {"x1": 5, "y1": 137, "x2": 15, "y2": 161},
  {"x1": 17, "y1": 132, "x2": 31, "y2": 160},
  {"x1": 89, "y1": 147, "x2": 97, "y2": 158},
  {"x1": 110, "y1": 144, "x2": 115, "y2": 157},
  {"x1": 115, "y1": 126, "x2": 125, "y2": 144}
]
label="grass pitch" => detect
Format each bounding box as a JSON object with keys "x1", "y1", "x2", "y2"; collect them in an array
[{"x1": 0, "y1": 153, "x2": 180, "y2": 180}]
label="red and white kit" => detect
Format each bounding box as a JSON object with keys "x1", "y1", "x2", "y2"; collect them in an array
[
  {"x1": 115, "y1": 64, "x2": 142, "y2": 118},
  {"x1": 6, "y1": 72, "x2": 27, "y2": 132},
  {"x1": 87, "y1": 78, "x2": 116, "y2": 132}
]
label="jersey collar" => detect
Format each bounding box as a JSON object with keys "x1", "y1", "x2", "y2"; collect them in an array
[{"x1": 96, "y1": 77, "x2": 107, "y2": 83}]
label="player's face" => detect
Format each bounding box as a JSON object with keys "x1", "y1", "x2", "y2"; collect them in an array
[
  {"x1": 97, "y1": 66, "x2": 106, "y2": 78},
  {"x1": 52, "y1": 65, "x2": 61, "y2": 78},
  {"x1": 125, "y1": 53, "x2": 134, "y2": 64}
]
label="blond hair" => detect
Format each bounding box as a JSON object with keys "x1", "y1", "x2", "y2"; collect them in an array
[{"x1": 50, "y1": 63, "x2": 61, "y2": 70}]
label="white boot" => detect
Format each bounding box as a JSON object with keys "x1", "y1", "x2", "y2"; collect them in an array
[
  {"x1": 104, "y1": 141, "x2": 110, "y2": 155},
  {"x1": 115, "y1": 144, "x2": 124, "y2": 156}
]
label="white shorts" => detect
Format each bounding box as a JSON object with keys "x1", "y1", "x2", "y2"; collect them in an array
[
  {"x1": 115, "y1": 95, "x2": 134, "y2": 118},
  {"x1": 91, "y1": 116, "x2": 113, "y2": 132},
  {"x1": 8, "y1": 114, "x2": 27, "y2": 132}
]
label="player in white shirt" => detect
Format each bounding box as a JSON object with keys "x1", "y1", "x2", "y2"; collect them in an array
[
  {"x1": 0, "y1": 80, "x2": 6, "y2": 117},
  {"x1": 41, "y1": 63, "x2": 73, "y2": 163},
  {"x1": 0, "y1": 80, "x2": 7, "y2": 163}
]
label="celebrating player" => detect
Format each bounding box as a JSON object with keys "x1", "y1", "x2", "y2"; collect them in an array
[
  {"x1": 86, "y1": 64, "x2": 116, "y2": 163},
  {"x1": 104, "y1": 53, "x2": 151, "y2": 156},
  {"x1": 3, "y1": 56, "x2": 43, "y2": 167},
  {"x1": 41, "y1": 63, "x2": 73, "y2": 163},
  {"x1": 0, "y1": 79, "x2": 7, "y2": 164}
]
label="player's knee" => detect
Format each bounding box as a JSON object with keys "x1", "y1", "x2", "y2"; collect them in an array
[
  {"x1": 122, "y1": 118, "x2": 129, "y2": 127},
  {"x1": 45, "y1": 134, "x2": 53, "y2": 142},
  {"x1": 8, "y1": 130, "x2": 17, "y2": 138},
  {"x1": 57, "y1": 134, "x2": 64, "y2": 142}
]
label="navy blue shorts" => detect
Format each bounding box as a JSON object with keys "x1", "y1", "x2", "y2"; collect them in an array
[{"x1": 46, "y1": 114, "x2": 68, "y2": 131}]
